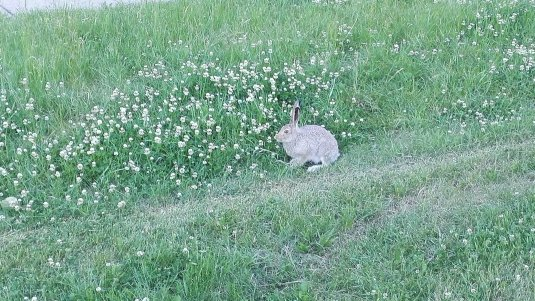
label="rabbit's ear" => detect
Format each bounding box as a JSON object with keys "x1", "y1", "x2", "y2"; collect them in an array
[{"x1": 292, "y1": 101, "x2": 300, "y2": 127}]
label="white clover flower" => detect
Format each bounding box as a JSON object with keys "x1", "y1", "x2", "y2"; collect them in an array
[
  {"x1": 1, "y1": 196, "x2": 20, "y2": 209},
  {"x1": 0, "y1": 167, "x2": 7, "y2": 176},
  {"x1": 117, "y1": 201, "x2": 126, "y2": 208},
  {"x1": 136, "y1": 250, "x2": 145, "y2": 257}
]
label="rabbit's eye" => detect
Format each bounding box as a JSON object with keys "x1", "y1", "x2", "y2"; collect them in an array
[{"x1": 284, "y1": 130, "x2": 289, "y2": 133}]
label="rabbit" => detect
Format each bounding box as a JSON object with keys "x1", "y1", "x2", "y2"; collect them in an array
[{"x1": 275, "y1": 101, "x2": 339, "y2": 172}]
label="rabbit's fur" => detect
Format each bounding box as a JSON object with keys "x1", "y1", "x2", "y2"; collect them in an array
[{"x1": 275, "y1": 101, "x2": 339, "y2": 172}]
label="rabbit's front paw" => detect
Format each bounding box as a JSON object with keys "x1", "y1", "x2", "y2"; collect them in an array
[
  {"x1": 289, "y1": 158, "x2": 305, "y2": 167},
  {"x1": 307, "y1": 165, "x2": 323, "y2": 172}
]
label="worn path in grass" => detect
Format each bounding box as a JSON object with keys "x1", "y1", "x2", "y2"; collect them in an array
[
  {"x1": 1, "y1": 129, "x2": 534, "y2": 299},
  {"x1": 150, "y1": 135, "x2": 535, "y2": 228}
]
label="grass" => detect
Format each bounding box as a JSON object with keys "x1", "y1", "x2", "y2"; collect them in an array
[
  {"x1": 2, "y1": 130, "x2": 534, "y2": 300},
  {"x1": 1, "y1": 0, "x2": 535, "y2": 300}
]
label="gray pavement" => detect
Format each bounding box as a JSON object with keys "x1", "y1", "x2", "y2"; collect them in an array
[{"x1": 0, "y1": 0, "x2": 161, "y2": 15}]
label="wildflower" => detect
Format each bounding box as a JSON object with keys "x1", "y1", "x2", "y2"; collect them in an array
[
  {"x1": 117, "y1": 201, "x2": 126, "y2": 208},
  {"x1": 1, "y1": 197, "x2": 19, "y2": 209}
]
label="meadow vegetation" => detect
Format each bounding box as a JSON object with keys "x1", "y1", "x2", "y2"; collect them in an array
[{"x1": 0, "y1": 0, "x2": 534, "y2": 300}]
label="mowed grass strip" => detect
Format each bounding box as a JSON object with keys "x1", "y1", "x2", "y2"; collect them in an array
[{"x1": 1, "y1": 132, "x2": 534, "y2": 300}]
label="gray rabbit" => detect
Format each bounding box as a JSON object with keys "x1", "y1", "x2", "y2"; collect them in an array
[{"x1": 275, "y1": 101, "x2": 339, "y2": 172}]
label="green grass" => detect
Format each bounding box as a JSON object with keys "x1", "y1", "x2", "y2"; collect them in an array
[
  {"x1": 2, "y1": 131, "x2": 534, "y2": 300},
  {"x1": 1, "y1": 0, "x2": 535, "y2": 300}
]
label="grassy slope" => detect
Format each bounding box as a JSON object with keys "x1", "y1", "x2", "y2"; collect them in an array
[{"x1": 1, "y1": 0, "x2": 535, "y2": 300}]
